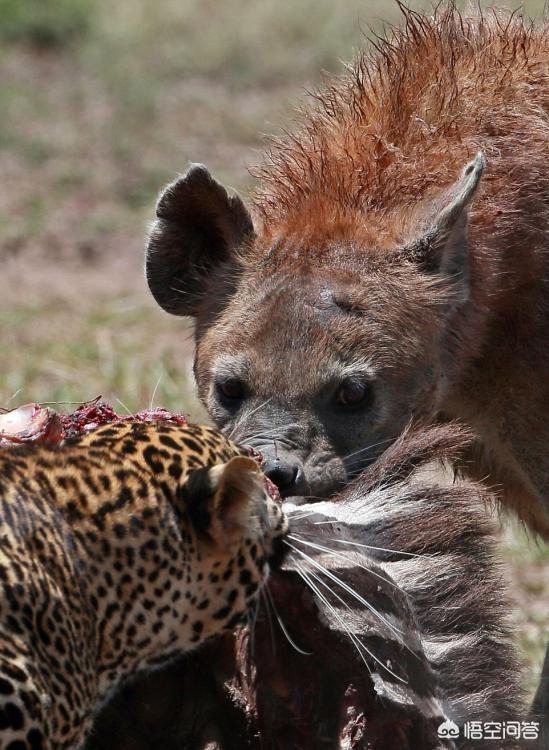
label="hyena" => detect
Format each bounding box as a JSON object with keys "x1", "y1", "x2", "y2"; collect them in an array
[
  {"x1": 145, "y1": 6, "x2": 549, "y2": 539},
  {"x1": 144, "y1": 5, "x2": 548, "y2": 734}
]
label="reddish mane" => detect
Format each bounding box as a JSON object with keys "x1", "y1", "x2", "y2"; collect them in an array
[{"x1": 251, "y1": 4, "x2": 548, "y2": 257}]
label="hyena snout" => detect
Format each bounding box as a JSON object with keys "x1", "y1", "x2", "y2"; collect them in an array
[{"x1": 261, "y1": 449, "x2": 308, "y2": 497}]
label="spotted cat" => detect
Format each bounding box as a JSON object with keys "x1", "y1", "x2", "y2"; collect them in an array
[{"x1": 0, "y1": 420, "x2": 287, "y2": 750}]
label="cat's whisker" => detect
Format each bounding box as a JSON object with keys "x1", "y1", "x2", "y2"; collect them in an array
[
  {"x1": 316, "y1": 535, "x2": 434, "y2": 560},
  {"x1": 260, "y1": 587, "x2": 277, "y2": 658},
  {"x1": 295, "y1": 564, "x2": 370, "y2": 672},
  {"x1": 285, "y1": 510, "x2": 320, "y2": 521},
  {"x1": 303, "y1": 566, "x2": 409, "y2": 682},
  {"x1": 288, "y1": 532, "x2": 406, "y2": 595},
  {"x1": 296, "y1": 564, "x2": 408, "y2": 683},
  {"x1": 285, "y1": 539, "x2": 407, "y2": 644},
  {"x1": 294, "y1": 561, "x2": 407, "y2": 683},
  {"x1": 264, "y1": 584, "x2": 312, "y2": 656},
  {"x1": 248, "y1": 597, "x2": 261, "y2": 660}
]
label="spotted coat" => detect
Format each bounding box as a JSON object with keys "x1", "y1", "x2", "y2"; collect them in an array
[{"x1": 0, "y1": 421, "x2": 286, "y2": 749}]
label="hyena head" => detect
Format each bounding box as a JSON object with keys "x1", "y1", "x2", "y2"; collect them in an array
[{"x1": 146, "y1": 156, "x2": 484, "y2": 498}]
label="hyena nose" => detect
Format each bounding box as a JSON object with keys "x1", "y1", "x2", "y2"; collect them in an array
[{"x1": 263, "y1": 457, "x2": 300, "y2": 495}]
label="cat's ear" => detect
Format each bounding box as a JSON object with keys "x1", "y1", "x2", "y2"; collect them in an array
[
  {"x1": 185, "y1": 456, "x2": 264, "y2": 548},
  {"x1": 207, "y1": 456, "x2": 264, "y2": 547}
]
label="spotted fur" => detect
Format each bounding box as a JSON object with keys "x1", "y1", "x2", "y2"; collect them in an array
[{"x1": 0, "y1": 421, "x2": 286, "y2": 750}]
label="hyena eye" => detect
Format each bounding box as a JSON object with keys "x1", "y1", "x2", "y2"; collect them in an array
[
  {"x1": 216, "y1": 377, "x2": 247, "y2": 406},
  {"x1": 334, "y1": 378, "x2": 371, "y2": 409}
]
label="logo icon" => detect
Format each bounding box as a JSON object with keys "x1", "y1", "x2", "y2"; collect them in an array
[{"x1": 437, "y1": 719, "x2": 460, "y2": 739}]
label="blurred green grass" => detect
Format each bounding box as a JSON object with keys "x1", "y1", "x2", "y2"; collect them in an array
[
  {"x1": 503, "y1": 526, "x2": 549, "y2": 698},
  {"x1": 0, "y1": 300, "x2": 203, "y2": 416},
  {"x1": 0, "y1": 0, "x2": 547, "y2": 701},
  {"x1": 0, "y1": 0, "x2": 93, "y2": 48}
]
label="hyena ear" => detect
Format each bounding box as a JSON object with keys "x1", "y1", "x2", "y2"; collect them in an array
[
  {"x1": 146, "y1": 164, "x2": 255, "y2": 317},
  {"x1": 404, "y1": 152, "x2": 485, "y2": 303}
]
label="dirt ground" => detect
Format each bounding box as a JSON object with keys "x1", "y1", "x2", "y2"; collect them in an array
[{"x1": 0, "y1": 0, "x2": 547, "y2": 703}]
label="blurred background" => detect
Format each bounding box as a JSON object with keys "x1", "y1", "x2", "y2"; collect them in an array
[{"x1": 0, "y1": 0, "x2": 546, "y2": 698}]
